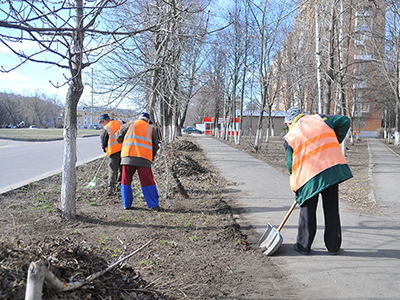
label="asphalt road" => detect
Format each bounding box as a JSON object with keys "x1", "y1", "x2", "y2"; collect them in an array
[
  {"x1": 196, "y1": 136, "x2": 400, "y2": 300},
  {"x1": 0, "y1": 136, "x2": 103, "y2": 194}
]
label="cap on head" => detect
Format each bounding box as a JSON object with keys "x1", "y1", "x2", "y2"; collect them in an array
[
  {"x1": 138, "y1": 112, "x2": 150, "y2": 122},
  {"x1": 99, "y1": 113, "x2": 110, "y2": 124},
  {"x1": 285, "y1": 107, "x2": 301, "y2": 124}
]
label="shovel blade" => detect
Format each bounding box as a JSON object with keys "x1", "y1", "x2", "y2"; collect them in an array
[
  {"x1": 259, "y1": 223, "x2": 280, "y2": 249},
  {"x1": 263, "y1": 234, "x2": 283, "y2": 256}
]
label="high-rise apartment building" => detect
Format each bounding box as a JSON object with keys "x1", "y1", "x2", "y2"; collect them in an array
[
  {"x1": 351, "y1": 1, "x2": 386, "y2": 136},
  {"x1": 274, "y1": 0, "x2": 386, "y2": 137}
]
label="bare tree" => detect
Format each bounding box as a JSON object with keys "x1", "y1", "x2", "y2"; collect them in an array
[
  {"x1": 0, "y1": 91, "x2": 62, "y2": 128},
  {"x1": 91, "y1": 0, "x2": 210, "y2": 143},
  {"x1": 247, "y1": 0, "x2": 300, "y2": 150},
  {"x1": 0, "y1": 92, "x2": 24, "y2": 127},
  {"x1": 25, "y1": 94, "x2": 49, "y2": 127},
  {"x1": 0, "y1": 0, "x2": 165, "y2": 219},
  {"x1": 238, "y1": 1, "x2": 251, "y2": 144},
  {"x1": 276, "y1": 0, "x2": 386, "y2": 149},
  {"x1": 375, "y1": 0, "x2": 400, "y2": 145}
]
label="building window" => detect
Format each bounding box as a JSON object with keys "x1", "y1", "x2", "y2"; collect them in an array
[
  {"x1": 354, "y1": 54, "x2": 371, "y2": 60},
  {"x1": 356, "y1": 7, "x2": 373, "y2": 27},
  {"x1": 355, "y1": 31, "x2": 371, "y2": 45},
  {"x1": 353, "y1": 82, "x2": 369, "y2": 89}
]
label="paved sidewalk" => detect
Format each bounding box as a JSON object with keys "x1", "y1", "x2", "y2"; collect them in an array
[
  {"x1": 196, "y1": 136, "x2": 400, "y2": 299},
  {"x1": 368, "y1": 138, "x2": 400, "y2": 213}
]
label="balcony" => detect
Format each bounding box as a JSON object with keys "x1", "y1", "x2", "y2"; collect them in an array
[
  {"x1": 354, "y1": 54, "x2": 372, "y2": 61},
  {"x1": 355, "y1": 25, "x2": 370, "y2": 32},
  {"x1": 353, "y1": 82, "x2": 369, "y2": 89},
  {"x1": 355, "y1": 40, "x2": 365, "y2": 46}
]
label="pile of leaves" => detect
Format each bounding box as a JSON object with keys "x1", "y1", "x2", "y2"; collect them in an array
[
  {"x1": 0, "y1": 237, "x2": 169, "y2": 300},
  {"x1": 154, "y1": 139, "x2": 205, "y2": 177},
  {"x1": 173, "y1": 140, "x2": 200, "y2": 152},
  {"x1": 172, "y1": 154, "x2": 207, "y2": 177}
]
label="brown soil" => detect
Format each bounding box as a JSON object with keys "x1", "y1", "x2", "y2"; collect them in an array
[{"x1": 0, "y1": 135, "x2": 383, "y2": 299}]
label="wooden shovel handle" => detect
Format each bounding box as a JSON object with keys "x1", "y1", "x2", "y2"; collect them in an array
[{"x1": 277, "y1": 201, "x2": 297, "y2": 232}]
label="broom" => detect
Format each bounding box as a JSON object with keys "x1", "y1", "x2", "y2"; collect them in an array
[{"x1": 86, "y1": 156, "x2": 106, "y2": 189}]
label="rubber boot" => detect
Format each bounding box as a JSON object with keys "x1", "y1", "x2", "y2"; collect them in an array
[
  {"x1": 121, "y1": 184, "x2": 133, "y2": 209},
  {"x1": 142, "y1": 184, "x2": 159, "y2": 209}
]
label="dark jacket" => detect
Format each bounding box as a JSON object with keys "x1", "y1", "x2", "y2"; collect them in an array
[{"x1": 100, "y1": 119, "x2": 125, "y2": 153}]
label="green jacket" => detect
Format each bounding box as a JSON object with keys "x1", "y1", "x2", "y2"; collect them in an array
[{"x1": 284, "y1": 114, "x2": 353, "y2": 206}]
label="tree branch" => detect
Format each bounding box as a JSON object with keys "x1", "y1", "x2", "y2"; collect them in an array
[{"x1": 25, "y1": 240, "x2": 152, "y2": 300}]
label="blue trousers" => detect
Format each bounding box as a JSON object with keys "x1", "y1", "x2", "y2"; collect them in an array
[{"x1": 120, "y1": 165, "x2": 159, "y2": 209}]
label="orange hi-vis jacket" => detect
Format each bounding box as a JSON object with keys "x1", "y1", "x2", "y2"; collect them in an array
[
  {"x1": 284, "y1": 115, "x2": 348, "y2": 192},
  {"x1": 121, "y1": 120, "x2": 154, "y2": 162},
  {"x1": 104, "y1": 120, "x2": 123, "y2": 156}
]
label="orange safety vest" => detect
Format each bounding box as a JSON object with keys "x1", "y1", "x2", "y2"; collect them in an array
[
  {"x1": 121, "y1": 120, "x2": 153, "y2": 162},
  {"x1": 284, "y1": 115, "x2": 348, "y2": 192},
  {"x1": 104, "y1": 120, "x2": 123, "y2": 156}
]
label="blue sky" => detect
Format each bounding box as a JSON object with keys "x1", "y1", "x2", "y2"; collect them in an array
[
  {"x1": 0, "y1": 0, "x2": 99, "y2": 107},
  {"x1": 0, "y1": 41, "x2": 94, "y2": 105},
  {"x1": 0, "y1": 2, "x2": 121, "y2": 109}
]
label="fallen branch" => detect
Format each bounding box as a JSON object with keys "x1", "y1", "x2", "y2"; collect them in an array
[{"x1": 25, "y1": 240, "x2": 152, "y2": 300}]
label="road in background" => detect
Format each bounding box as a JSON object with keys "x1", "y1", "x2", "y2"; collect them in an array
[{"x1": 0, "y1": 136, "x2": 103, "y2": 194}]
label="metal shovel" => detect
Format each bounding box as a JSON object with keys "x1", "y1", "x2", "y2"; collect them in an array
[{"x1": 259, "y1": 201, "x2": 297, "y2": 256}]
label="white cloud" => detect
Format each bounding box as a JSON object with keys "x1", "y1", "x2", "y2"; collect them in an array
[
  {"x1": 0, "y1": 68, "x2": 68, "y2": 100},
  {"x1": 0, "y1": 39, "x2": 44, "y2": 54}
]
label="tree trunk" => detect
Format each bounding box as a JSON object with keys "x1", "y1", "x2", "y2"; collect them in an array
[
  {"x1": 323, "y1": 3, "x2": 336, "y2": 115},
  {"x1": 254, "y1": 84, "x2": 267, "y2": 150},
  {"x1": 214, "y1": 100, "x2": 220, "y2": 137},
  {"x1": 396, "y1": 36, "x2": 400, "y2": 145},
  {"x1": 265, "y1": 103, "x2": 272, "y2": 142},
  {"x1": 384, "y1": 107, "x2": 388, "y2": 139},
  {"x1": 61, "y1": 83, "x2": 82, "y2": 219},
  {"x1": 337, "y1": 0, "x2": 349, "y2": 116},
  {"x1": 25, "y1": 261, "x2": 45, "y2": 300},
  {"x1": 255, "y1": 128, "x2": 262, "y2": 151},
  {"x1": 254, "y1": 108, "x2": 264, "y2": 151},
  {"x1": 238, "y1": 5, "x2": 249, "y2": 145},
  {"x1": 315, "y1": 0, "x2": 323, "y2": 113},
  {"x1": 388, "y1": 111, "x2": 392, "y2": 144},
  {"x1": 395, "y1": 101, "x2": 400, "y2": 145},
  {"x1": 60, "y1": 0, "x2": 84, "y2": 220}
]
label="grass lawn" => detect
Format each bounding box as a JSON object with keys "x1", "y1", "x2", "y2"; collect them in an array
[{"x1": 0, "y1": 128, "x2": 101, "y2": 141}]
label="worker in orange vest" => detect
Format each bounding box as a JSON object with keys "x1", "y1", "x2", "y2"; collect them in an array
[
  {"x1": 100, "y1": 113, "x2": 124, "y2": 195},
  {"x1": 283, "y1": 107, "x2": 353, "y2": 255},
  {"x1": 116, "y1": 112, "x2": 160, "y2": 210}
]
